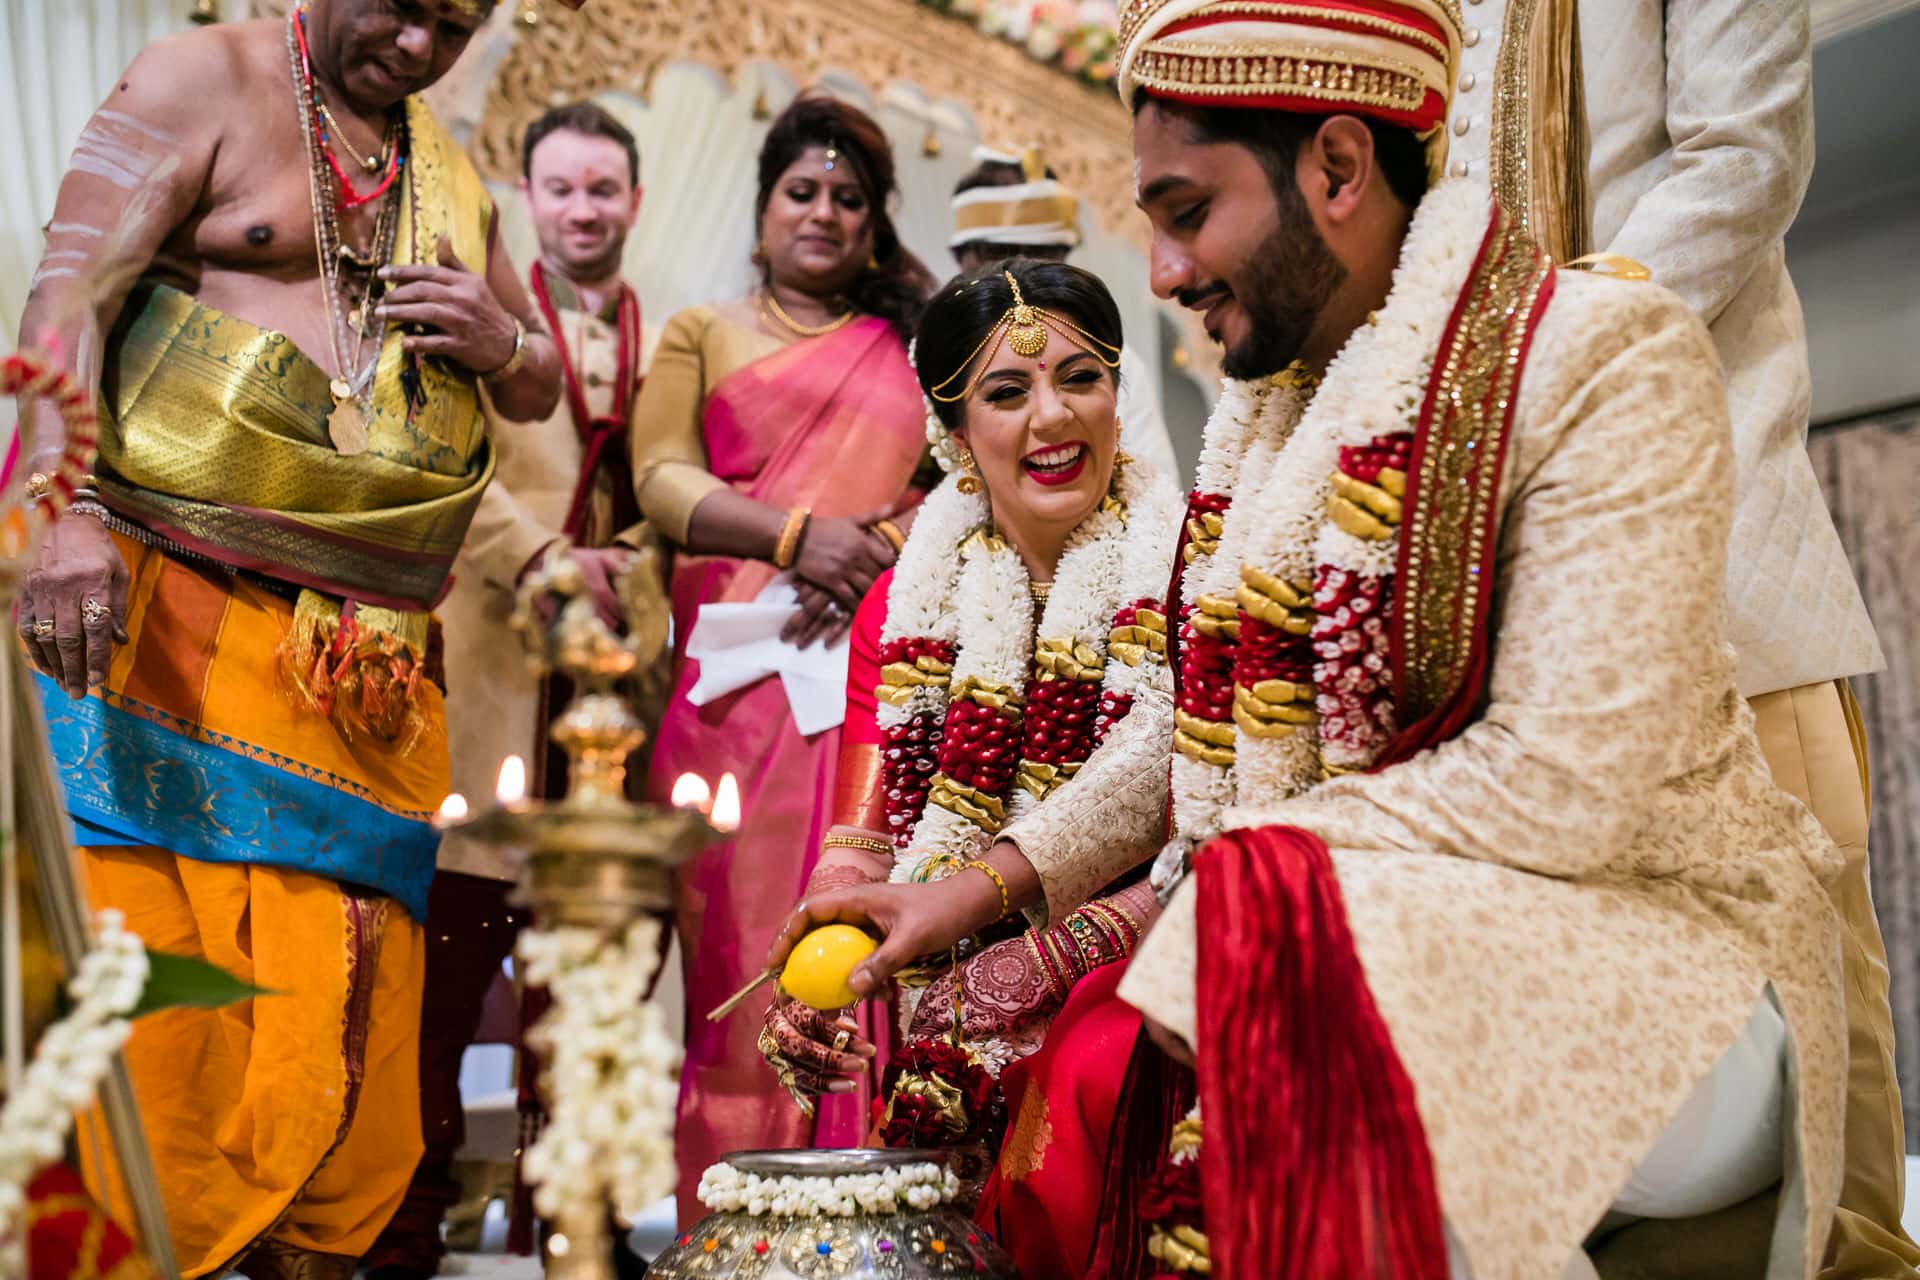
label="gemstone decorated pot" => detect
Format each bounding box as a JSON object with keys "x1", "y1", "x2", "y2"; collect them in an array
[{"x1": 646, "y1": 1147, "x2": 1015, "y2": 1279}]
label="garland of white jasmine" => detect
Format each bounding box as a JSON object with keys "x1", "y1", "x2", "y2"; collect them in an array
[
  {"x1": 0, "y1": 910, "x2": 148, "y2": 1233},
  {"x1": 696, "y1": 1159, "x2": 962, "y2": 1218},
  {"x1": 1155, "y1": 179, "x2": 1493, "y2": 894},
  {"x1": 517, "y1": 917, "x2": 680, "y2": 1227}
]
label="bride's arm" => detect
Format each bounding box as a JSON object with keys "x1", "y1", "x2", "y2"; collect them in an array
[{"x1": 997, "y1": 662, "x2": 1175, "y2": 926}]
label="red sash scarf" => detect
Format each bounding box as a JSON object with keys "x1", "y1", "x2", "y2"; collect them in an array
[
  {"x1": 1099, "y1": 201, "x2": 1556, "y2": 1280},
  {"x1": 529, "y1": 260, "x2": 643, "y2": 540}
]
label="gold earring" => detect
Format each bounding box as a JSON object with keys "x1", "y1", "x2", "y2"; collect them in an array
[
  {"x1": 867, "y1": 253, "x2": 880, "y2": 271},
  {"x1": 954, "y1": 444, "x2": 982, "y2": 495}
]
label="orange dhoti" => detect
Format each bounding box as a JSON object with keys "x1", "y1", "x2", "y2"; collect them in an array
[{"x1": 42, "y1": 535, "x2": 443, "y2": 1277}]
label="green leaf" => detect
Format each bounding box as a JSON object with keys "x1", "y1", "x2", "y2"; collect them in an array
[{"x1": 128, "y1": 950, "x2": 275, "y2": 1020}]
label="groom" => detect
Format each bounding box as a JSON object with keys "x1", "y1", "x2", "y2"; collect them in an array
[{"x1": 777, "y1": 0, "x2": 1863, "y2": 1275}]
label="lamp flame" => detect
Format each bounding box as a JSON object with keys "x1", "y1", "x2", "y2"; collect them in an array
[
  {"x1": 496, "y1": 754, "x2": 527, "y2": 805},
  {"x1": 711, "y1": 773, "x2": 742, "y2": 833},
  {"x1": 435, "y1": 792, "x2": 468, "y2": 825},
  {"x1": 670, "y1": 772, "x2": 712, "y2": 813}
]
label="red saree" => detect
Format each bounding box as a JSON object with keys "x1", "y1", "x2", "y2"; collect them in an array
[{"x1": 647, "y1": 317, "x2": 925, "y2": 1226}]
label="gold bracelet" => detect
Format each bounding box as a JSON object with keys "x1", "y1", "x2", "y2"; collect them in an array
[
  {"x1": 873, "y1": 518, "x2": 906, "y2": 552},
  {"x1": 823, "y1": 832, "x2": 892, "y2": 856},
  {"x1": 963, "y1": 859, "x2": 1011, "y2": 920},
  {"x1": 773, "y1": 506, "x2": 812, "y2": 570},
  {"x1": 483, "y1": 316, "x2": 529, "y2": 383}
]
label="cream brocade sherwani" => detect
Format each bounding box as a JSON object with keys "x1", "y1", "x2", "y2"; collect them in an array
[
  {"x1": 438, "y1": 286, "x2": 657, "y2": 880},
  {"x1": 1009, "y1": 186, "x2": 1850, "y2": 1279}
]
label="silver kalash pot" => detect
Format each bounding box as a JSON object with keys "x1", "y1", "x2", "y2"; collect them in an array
[{"x1": 647, "y1": 1148, "x2": 1016, "y2": 1278}]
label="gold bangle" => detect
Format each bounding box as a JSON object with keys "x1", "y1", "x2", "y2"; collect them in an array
[
  {"x1": 873, "y1": 518, "x2": 906, "y2": 552},
  {"x1": 823, "y1": 833, "x2": 892, "y2": 856},
  {"x1": 963, "y1": 859, "x2": 1011, "y2": 920},
  {"x1": 483, "y1": 316, "x2": 529, "y2": 383},
  {"x1": 774, "y1": 506, "x2": 811, "y2": 570}
]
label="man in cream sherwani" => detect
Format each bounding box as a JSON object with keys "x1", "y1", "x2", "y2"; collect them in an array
[{"x1": 1446, "y1": 1, "x2": 1914, "y2": 1271}]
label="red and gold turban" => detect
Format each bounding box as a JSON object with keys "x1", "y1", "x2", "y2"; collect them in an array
[{"x1": 1116, "y1": 0, "x2": 1465, "y2": 181}]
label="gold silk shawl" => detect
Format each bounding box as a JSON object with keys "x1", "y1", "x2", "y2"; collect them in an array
[{"x1": 96, "y1": 97, "x2": 496, "y2": 742}]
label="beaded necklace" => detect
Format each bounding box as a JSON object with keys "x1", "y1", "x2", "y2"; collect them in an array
[
  {"x1": 286, "y1": 7, "x2": 410, "y2": 449},
  {"x1": 294, "y1": 11, "x2": 402, "y2": 211}
]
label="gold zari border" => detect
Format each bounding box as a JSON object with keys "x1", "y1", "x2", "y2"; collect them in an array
[
  {"x1": 1133, "y1": 41, "x2": 1427, "y2": 110},
  {"x1": 1394, "y1": 205, "x2": 1551, "y2": 724}
]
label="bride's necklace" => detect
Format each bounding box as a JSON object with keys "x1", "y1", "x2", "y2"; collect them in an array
[{"x1": 759, "y1": 288, "x2": 854, "y2": 338}]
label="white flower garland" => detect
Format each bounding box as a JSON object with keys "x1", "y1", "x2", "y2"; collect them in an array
[
  {"x1": 0, "y1": 910, "x2": 148, "y2": 1234},
  {"x1": 518, "y1": 917, "x2": 681, "y2": 1227},
  {"x1": 696, "y1": 1159, "x2": 962, "y2": 1218},
  {"x1": 885, "y1": 455, "x2": 1181, "y2": 886}
]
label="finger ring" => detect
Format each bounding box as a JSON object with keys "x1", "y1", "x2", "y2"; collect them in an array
[
  {"x1": 832, "y1": 1028, "x2": 852, "y2": 1053},
  {"x1": 81, "y1": 599, "x2": 110, "y2": 625},
  {"x1": 29, "y1": 619, "x2": 54, "y2": 638},
  {"x1": 757, "y1": 1025, "x2": 782, "y2": 1062}
]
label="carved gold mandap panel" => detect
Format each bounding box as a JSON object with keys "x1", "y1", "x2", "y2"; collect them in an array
[{"x1": 472, "y1": 0, "x2": 1141, "y2": 244}]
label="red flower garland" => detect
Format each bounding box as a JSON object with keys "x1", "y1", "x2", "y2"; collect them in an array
[
  {"x1": 879, "y1": 637, "x2": 954, "y2": 845},
  {"x1": 1313, "y1": 431, "x2": 1411, "y2": 762},
  {"x1": 936, "y1": 696, "x2": 1022, "y2": 797},
  {"x1": 1175, "y1": 614, "x2": 1235, "y2": 725},
  {"x1": 873, "y1": 1036, "x2": 1006, "y2": 1150},
  {"x1": 1021, "y1": 678, "x2": 1098, "y2": 766}
]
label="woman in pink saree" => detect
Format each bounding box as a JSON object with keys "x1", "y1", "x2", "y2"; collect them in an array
[{"x1": 632, "y1": 96, "x2": 936, "y2": 1224}]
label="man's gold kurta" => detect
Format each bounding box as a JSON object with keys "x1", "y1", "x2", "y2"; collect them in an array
[
  {"x1": 1020, "y1": 183, "x2": 1850, "y2": 1279},
  {"x1": 438, "y1": 283, "x2": 656, "y2": 880}
]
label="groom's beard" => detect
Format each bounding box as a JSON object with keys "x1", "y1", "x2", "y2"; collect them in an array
[{"x1": 1221, "y1": 183, "x2": 1347, "y2": 380}]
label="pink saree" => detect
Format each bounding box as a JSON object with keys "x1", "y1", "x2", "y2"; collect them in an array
[{"x1": 646, "y1": 317, "x2": 925, "y2": 1225}]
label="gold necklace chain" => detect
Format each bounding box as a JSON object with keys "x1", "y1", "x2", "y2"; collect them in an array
[
  {"x1": 287, "y1": 10, "x2": 398, "y2": 411},
  {"x1": 759, "y1": 289, "x2": 854, "y2": 338},
  {"x1": 316, "y1": 99, "x2": 390, "y2": 174}
]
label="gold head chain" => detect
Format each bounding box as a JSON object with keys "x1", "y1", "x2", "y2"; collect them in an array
[{"x1": 926, "y1": 270, "x2": 1122, "y2": 403}]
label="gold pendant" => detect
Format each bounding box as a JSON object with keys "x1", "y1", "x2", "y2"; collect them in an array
[
  {"x1": 329, "y1": 377, "x2": 352, "y2": 402},
  {"x1": 327, "y1": 398, "x2": 370, "y2": 456}
]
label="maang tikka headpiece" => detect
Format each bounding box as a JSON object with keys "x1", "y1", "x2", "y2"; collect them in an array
[{"x1": 924, "y1": 271, "x2": 1122, "y2": 404}]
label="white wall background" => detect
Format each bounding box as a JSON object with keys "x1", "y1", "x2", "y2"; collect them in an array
[
  {"x1": 0, "y1": 0, "x2": 186, "y2": 334},
  {"x1": 1785, "y1": 7, "x2": 1920, "y2": 424}
]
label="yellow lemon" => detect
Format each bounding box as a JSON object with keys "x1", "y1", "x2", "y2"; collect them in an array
[{"x1": 780, "y1": 925, "x2": 878, "y2": 1010}]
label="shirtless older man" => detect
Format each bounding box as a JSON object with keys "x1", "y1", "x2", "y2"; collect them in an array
[{"x1": 14, "y1": 3, "x2": 561, "y2": 1275}]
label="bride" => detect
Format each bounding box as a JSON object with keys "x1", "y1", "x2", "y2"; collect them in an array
[{"x1": 754, "y1": 259, "x2": 1182, "y2": 1273}]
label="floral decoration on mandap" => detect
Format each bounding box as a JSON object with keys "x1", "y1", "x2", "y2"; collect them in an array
[{"x1": 912, "y1": 0, "x2": 1121, "y2": 86}]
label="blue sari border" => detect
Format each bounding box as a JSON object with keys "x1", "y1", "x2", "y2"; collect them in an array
[{"x1": 36, "y1": 674, "x2": 434, "y2": 920}]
